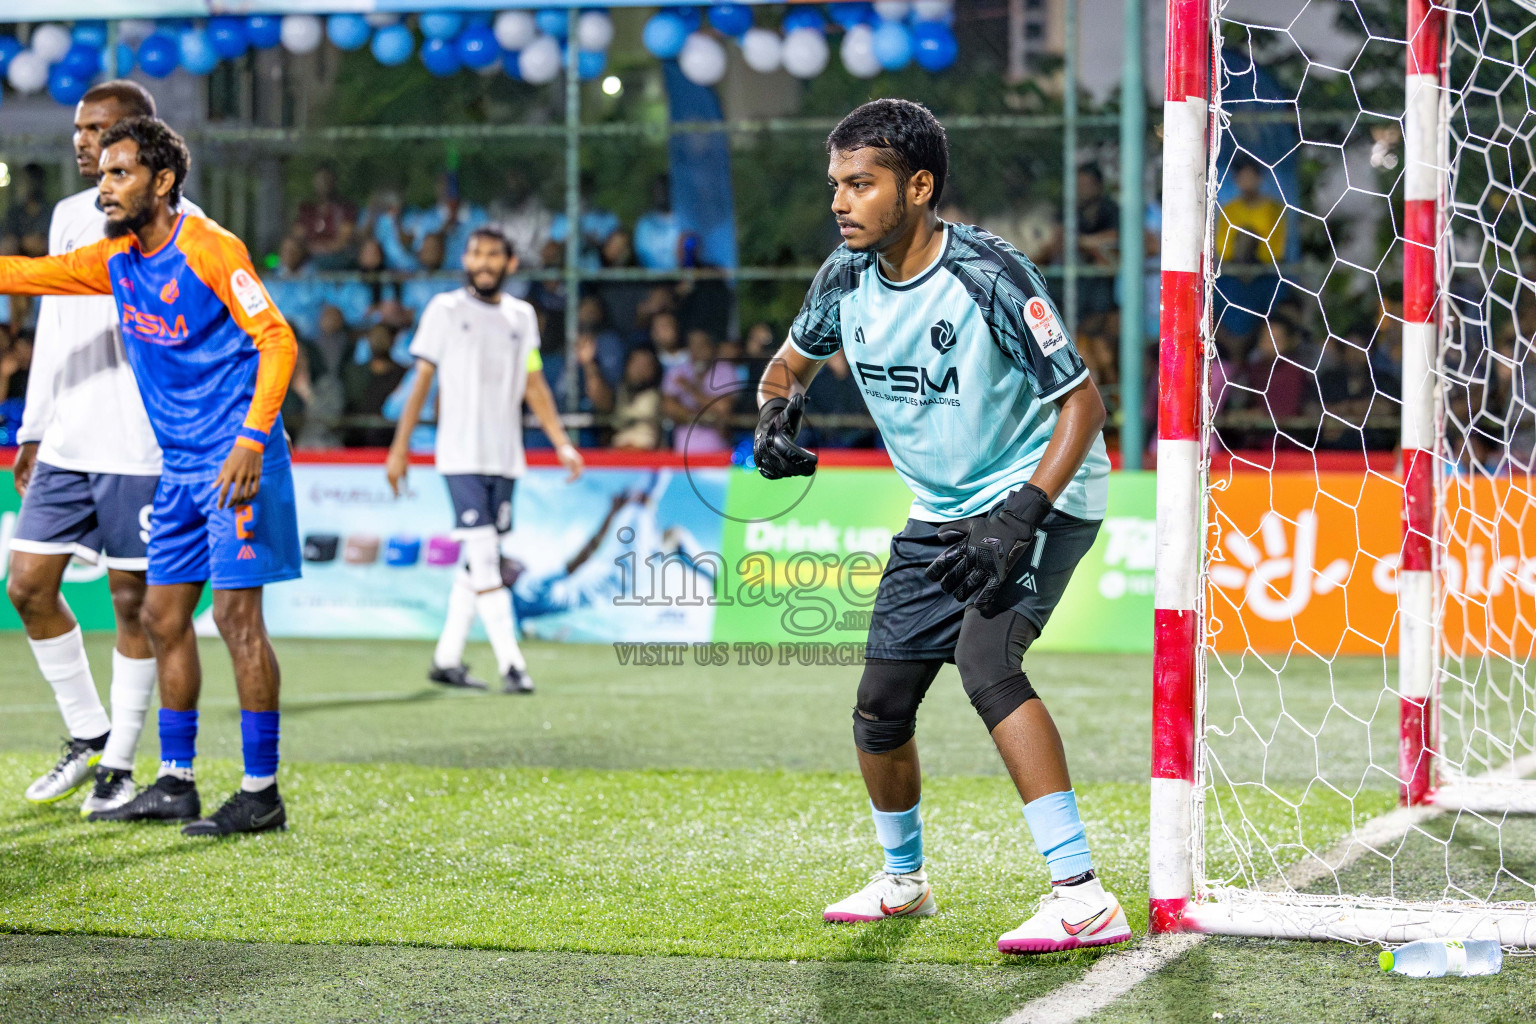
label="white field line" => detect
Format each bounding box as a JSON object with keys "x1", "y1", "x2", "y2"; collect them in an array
[{"x1": 998, "y1": 752, "x2": 1536, "y2": 1024}]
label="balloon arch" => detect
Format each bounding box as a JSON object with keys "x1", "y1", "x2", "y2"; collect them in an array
[{"x1": 0, "y1": 3, "x2": 957, "y2": 106}]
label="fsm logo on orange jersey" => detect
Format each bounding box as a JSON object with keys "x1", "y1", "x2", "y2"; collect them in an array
[
  {"x1": 160, "y1": 277, "x2": 180, "y2": 303},
  {"x1": 120, "y1": 303, "x2": 188, "y2": 344}
]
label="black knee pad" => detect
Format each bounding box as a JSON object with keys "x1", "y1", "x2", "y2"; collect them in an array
[
  {"x1": 852, "y1": 658, "x2": 941, "y2": 754},
  {"x1": 967, "y1": 672, "x2": 1039, "y2": 732},
  {"x1": 956, "y1": 610, "x2": 1042, "y2": 731}
]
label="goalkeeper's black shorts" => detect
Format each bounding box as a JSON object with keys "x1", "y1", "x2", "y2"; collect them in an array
[{"x1": 863, "y1": 511, "x2": 1101, "y2": 662}]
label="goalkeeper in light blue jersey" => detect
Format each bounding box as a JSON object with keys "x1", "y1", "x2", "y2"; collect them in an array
[{"x1": 753, "y1": 99, "x2": 1129, "y2": 954}]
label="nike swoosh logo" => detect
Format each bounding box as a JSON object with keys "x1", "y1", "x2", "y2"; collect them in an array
[
  {"x1": 1061, "y1": 907, "x2": 1107, "y2": 936},
  {"x1": 252, "y1": 806, "x2": 283, "y2": 827},
  {"x1": 880, "y1": 891, "x2": 927, "y2": 916}
]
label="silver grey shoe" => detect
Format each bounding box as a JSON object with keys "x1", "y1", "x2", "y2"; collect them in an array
[
  {"x1": 80, "y1": 767, "x2": 138, "y2": 818},
  {"x1": 25, "y1": 737, "x2": 102, "y2": 804}
]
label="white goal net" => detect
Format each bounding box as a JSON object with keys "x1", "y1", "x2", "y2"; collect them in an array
[{"x1": 1151, "y1": 0, "x2": 1536, "y2": 945}]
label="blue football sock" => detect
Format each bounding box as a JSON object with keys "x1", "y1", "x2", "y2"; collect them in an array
[
  {"x1": 871, "y1": 800, "x2": 923, "y2": 875},
  {"x1": 158, "y1": 708, "x2": 198, "y2": 772},
  {"x1": 1022, "y1": 790, "x2": 1094, "y2": 882},
  {"x1": 240, "y1": 709, "x2": 280, "y2": 781}
]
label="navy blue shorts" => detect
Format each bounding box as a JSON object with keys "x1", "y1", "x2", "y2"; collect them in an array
[
  {"x1": 147, "y1": 465, "x2": 302, "y2": 590},
  {"x1": 864, "y1": 512, "x2": 1101, "y2": 662},
  {"x1": 444, "y1": 474, "x2": 515, "y2": 535},
  {"x1": 11, "y1": 461, "x2": 157, "y2": 570}
]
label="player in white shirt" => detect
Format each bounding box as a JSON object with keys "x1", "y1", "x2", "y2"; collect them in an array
[
  {"x1": 10, "y1": 81, "x2": 201, "y2": 815},
  {"x1": 386, "y1": 227, "x2": 584, "y2": 693}
]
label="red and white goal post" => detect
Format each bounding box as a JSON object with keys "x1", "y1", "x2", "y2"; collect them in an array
[{"x1": 1151, "y1": 0, "x2": 1536, "y2": 946}]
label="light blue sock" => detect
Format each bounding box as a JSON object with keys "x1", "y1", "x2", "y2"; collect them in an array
[
  {"x1": 871, "y1": 800, "x2": 923, "y2": 875},
  {"x1": 1021, "y1": 790, "x2": 1093, "y2": 882}
]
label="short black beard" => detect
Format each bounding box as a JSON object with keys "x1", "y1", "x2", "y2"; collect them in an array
[
  {"x1": 104, "y1": 197, "x2": 154, "y2": 239},
  {"x1": 847, "y1": 190, "x2": 909, "y2": 254},
  {"x1": 465, "y1": 271, "x2": 506, "y2": 301}
]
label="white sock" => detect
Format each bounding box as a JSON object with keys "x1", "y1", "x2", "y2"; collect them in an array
[
  {"x1": 100, "y1": 650, "x2": 157, "y2": 772},
  {"x1": 476, "y1": 588, "x2": 526, "y2": 674},
  {"x1": 433, "y1": 574, "x2": 477, "y2": 670},
  {"x1": 158, "y1": 762, "x2": 195, "y2": 782},
  {"x1": 29, "y1": 626, "x2": 110, "y2": 739},
  {"x1": 241, "y1": 774, "x2": 276, "y2": 792}
]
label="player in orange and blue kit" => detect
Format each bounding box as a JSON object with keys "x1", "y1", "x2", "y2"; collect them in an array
[{"x1": 0, "y1": 118, "x2": 299, "y2": 836}]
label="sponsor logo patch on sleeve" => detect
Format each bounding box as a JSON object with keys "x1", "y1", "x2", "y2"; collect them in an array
[
  {"x1": 230, "y1": 268, "x2": 271, "y2": 317},
  {"x1": 1024, "y1": 296, "x2": 1069, "y2": 356}
]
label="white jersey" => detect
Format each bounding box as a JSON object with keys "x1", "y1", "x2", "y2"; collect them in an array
[
  {"x1": 409, "y1": 287, "x2": 542, "y2": 478},
  {"x1": 18, "y1": 188, "x2": 204, "y2": 476}
]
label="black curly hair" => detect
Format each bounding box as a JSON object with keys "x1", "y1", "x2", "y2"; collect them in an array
[
  {"x1": 826, "y1": 98, "x2": 949, "y2": 207},
  {"x1": 98, "y1": 116, "x2": 190, "y2": 207}
]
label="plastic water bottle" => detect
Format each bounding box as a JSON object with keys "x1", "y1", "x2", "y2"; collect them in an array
[{"x1": 1379, "y1": 939, "x2": 1503, "y2": 977}]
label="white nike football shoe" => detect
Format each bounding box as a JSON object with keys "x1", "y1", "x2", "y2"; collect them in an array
[
  {"x1": 997, "y1": 877, "x2": 1132, "y2": 953},
  {"x1": 80, "y1": 767, "x2": 138, "y2": 818},
  {"x1": 824, "y1": 869, "x2": 937, "y2": 923},
  {"x1": 25, "y1": 737, "x2": 101, "y2": 804}
]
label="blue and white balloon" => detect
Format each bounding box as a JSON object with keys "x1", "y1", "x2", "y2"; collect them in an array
[
  {"x1": 7, "y1": 50, "x2": 48, "y2": 93},
  {"x1": 60, "y1": 42, "x2": 102, "y2": 80},
  {"x1": 0, "y1": 38, "x2": 22, "y2": 78},
  {"x1": 873, "y1": 2, "x2": 912, "y2": 21},
  {"x1": 114, "y1": 42, "x2": 135, "y2": 75},
  {"x1": 327, "y1": 15, "x2": 372, "y2": 53},
  {"x1": 782, "y1": 7, "x2": 827, "y2": 33},
  {"x1": 72, "y1": 22, "x2": 109, "y2": 49},
  {"x1": 517, "y1": 35, "x2": 561, "y2": 84},
  {"x1": 781, "y1": 27, "x2": 829, "y2": 79},
  {"x1": 420, "y1": 37, "x2": 460, "y2": 76},
  {"x1": 280, "y1": 15, "x2": 324, "y2": 55},
  {"x1": 678, "y1": 31, "x2": 727, "y2": 87},
  {"x1": 244, "y1": 17, "x2": 283, "y2": 50},
  {"x1": 912, "y1": 0, "x2": 955, "y2": 21},
  {"x1": 576, "y1": 12, "x2": 614, "y2": 52},
  {"x1": 708, "y1": 4, "x2": 754, "y2": 38},
  {"x1": 494, "y1": 12, "x2": 537, "y2": 51},
  {"x1": 179, "y1": 29, "x2": 219, "y2": 75},
  {"x1": 420, "y1": 13, "x2": 464, "y2": 41},
  {"x1": 830, "y1": 3, "x2": 877, "y2": 29},
  {"x1": 136, "y1": 33, "x2": 179, "y2": 78},
  {"x1": 30, "y1": 24, "x2": 72, "y2": 64},
  {"x1": 840, "y1": 24, "x2": 880, "y2": 79},
  {"x1": 456, "y1": 24, "x2": 499, "y2": 69},
  {"x1": 740, "y1": 28, "x2": 782, "y2": 73},
  {"x1": 911, "y1": 21, "x2": 957, "y2": 71},
  {"x1": 871, "y1": 20, "x2": 912, "y2": 70},
  {"x1": 535, "y1": 9, "x2": 569, "y2": 41},
  {"x1": 208, "y1": 18, "x2": 249, "y2": 59},
  {"x1": 370, "y1": 24, "x2": 414, "y2": 66},
  {"x1": 48, "y1": 66, "x2": 89, "y2": 105},
  {"x1": 642, "y1": 12, "x2": 688, "y2": 60},
  {"x1": 576, "y1": 49, "x2": 607, "y2": 81}
]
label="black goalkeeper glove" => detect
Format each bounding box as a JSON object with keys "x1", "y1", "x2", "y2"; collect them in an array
[
  {"x1": 753, "y1": 393, "x2": 818, "y2": 480},
  {"x1": 924, "y1": 483, "x2": 1053, "y2": 614}
]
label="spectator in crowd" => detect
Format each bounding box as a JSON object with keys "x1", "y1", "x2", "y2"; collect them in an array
[
  {"x1": 1316, "y1": 335, "x2": 1381, "y2": 450},
  {"x1": 647, "y1": 310, "x2": 686, "y2": 371},
  {"x1": 741, "y1": 320, "x2": 777, "y2": 385},
  {"x1": 360, "y1": 187, "x2": 419, "y2": 271},
  {"x1": 1242, "y1": 316, "x2": 1319, "y2": 448},
  {"x1": 405, "y1": 172, "x2": 488, "y2": 270},
  {"x1": 1046, "y1": 162, "x2": 1119, "y2": 388},
  {"x1": 1214, "y1": 157, "x2": 1287, "y2": 340},
  {"x1": 805, "y1": 349, "x2": 876, "y2": 448},
  {"x1": 552, "y1": 328, "x2": 607, "y2": 447},
  {"x1": 343, "y1": 323, "x2": 409, "y2": 447},
  {"x1": 310, "y1": 305, "x2": 355, "y2": 392},
  {"x1": 268, "y1": 236, "x2": 324, "y2": 342},
  {"x1": 595, "y1": 229, "x2": 648, "y2": 336},
  {"x1": 1, "y1": 329, "x2": 32, "y2": 400},
  {"x1": 661, "y1": 329, "x2": 735, "y2": 454},
  {"x1": 635, "y1": 175, "x2": 682, "y2": 271},
  {"x1": 402, "y1": 232, "x2": 456, "y2": 314},
  {"x1": 580, "y1": 341, "x2": 665, "y2": 451},
  {"x1": 575, "y1": 294, "x2": 626, "y2": 385},
  {"x1": 293, "y1": 164, "x2": 358, "y2": 269},
  {"x1": 491, "y1": 168, "x2": 554, "y2": 268},
  {"x1": 1, "y1": 163, "x2": 51, "y2": 257}
]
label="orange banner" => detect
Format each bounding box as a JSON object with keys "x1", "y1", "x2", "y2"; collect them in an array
[{"x1": 1206, "y1": 469, "x2": 1536, "y2": 657}]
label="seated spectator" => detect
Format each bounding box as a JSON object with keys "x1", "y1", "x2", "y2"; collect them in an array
[
  {"x1": 293, "y1": 164, "x2": 357, "y2": 270},
  {"x1": 1, "y1": 164, "x2": 51, "y2": 258},
  {"x1": 581, "y1": 341, "x2": 665, "y2": 451},
  {"x1": 342, "y1": 324, "x2": 409, "y2": 447},
  {"x1": 550, "y1": 329, "x2": 604, "y2": 447},
  {"x1": 595, "y1": 230, "x2": 648, "y2": 336},
  {"x1": 1243, "y1": 318, "x2": 1320, "y2": 447},
  {"x1": 634, "y1": 175, "x2": 682, "y2": 271},
  {"x1": 266, "y1": 237, "x2": 323, "y2": 341},
  {"x1": 1, "y1": 330, "x2": 32, "y2": 400},
  {"x1": 1214, "y1": 157, "x2": 1287, "y2": 339},
  {"x1": 576, "y1": 294, "x2": 626, "y2": 385},
  {"x1": 490, "y1": 168, "x2": 554, "y2": 268},
  {"x1": 360, "y1": 187, "x2": 419, "y2": 272},
  {"x1": 648, "y1": 310, "x2": 686, "y2": 371},
  {"x1": 402, "y1": 232, "x2": 458, "y2": 314},
  {"x1": 661, "y1": 330, "x2": 736, "y2": 454},
  {"x1": 310, "y1": 305, "x2": 354, "y2": 388},
  {"x1": 805, "y1": 349, "x2": 875, "y2": 448},
  {"x1": 404, "y1": 173, "x2": 488, "y2": 270}
]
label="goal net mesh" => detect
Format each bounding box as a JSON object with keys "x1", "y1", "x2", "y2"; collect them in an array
[{"x1": 1192, "y1": 0, "x2": 1536, "y2": 940}]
